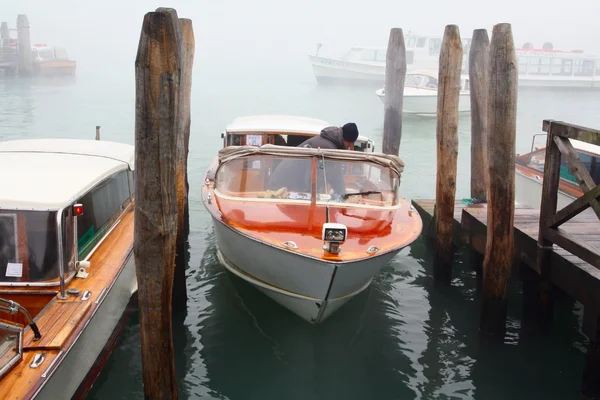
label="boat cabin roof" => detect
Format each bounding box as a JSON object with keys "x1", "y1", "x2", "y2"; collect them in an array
[
  {"x1": 218, "y1": 144, "x2": 404, "y2": 176},
  {"x1": 0, "y1": 139, "x2": 134, "y2": 211},
  {"x1": 225, "y1": 114, "x2": 371, "y2": 142}
]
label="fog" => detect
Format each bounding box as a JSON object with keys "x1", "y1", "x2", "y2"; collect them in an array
[{"x1": 1, "y1": 0, "x2": 599, "y2": 81}]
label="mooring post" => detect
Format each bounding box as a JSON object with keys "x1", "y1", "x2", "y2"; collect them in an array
[
  {"x1": 433, "y1": 25, "x2": 463, "y2": 284},
  {"x1": 134, "y1": 7, "x2": 184, "y2": 399},
  {"x1": 0, "y1": 22, "x2": 9, "y2": 47},
  {"x1": 95, "y1": 126, "x2": 101, "y2": 140},
  {"x1": 469, "y1": 29, "x2": 490, "y2": 202},
  {"x1": 479, "y1": 23, "x2": 518, "y2": 335},
  {"x1": 173, "y1": 18, "x2": 195, "y2": 308},
  {"x1": 16, "y1": 15, "x2": 33, "y2": 76},
  {"x1": 381, "y1": 27, "x2": 406, "y2": 156}
]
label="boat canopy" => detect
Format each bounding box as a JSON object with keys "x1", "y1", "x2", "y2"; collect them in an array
[{"x1": 217, "y1": 145, "x2": 404, "y2": 177}]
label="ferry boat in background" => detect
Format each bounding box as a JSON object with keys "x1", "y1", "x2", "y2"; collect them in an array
[
  {"x1": 32, "y1": 43, "x2": 76, "y2": 76},
  {"x1": 310, "y1": 33, "x2": 600, "y2": 88}
]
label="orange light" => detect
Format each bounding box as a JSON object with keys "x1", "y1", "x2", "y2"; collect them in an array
[{"x1": 74, "y1": 204, "x2": 84, "y2": 216}]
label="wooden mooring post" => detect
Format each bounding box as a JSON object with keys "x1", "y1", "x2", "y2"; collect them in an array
[
  {"x1": 16, "y1": 15, "x2": 32, "y2": 76},
  {"x1": 480, "y1": 23, "x2": 518, "y2": 335},
  {"x1": 173, "y1": 18, "x2": 195, "y2": 308},
  {"x1": 382, "y1": 27, "x2": 406, "y2": 156},
  {"x1": 433, "y1": 25, "x2": 462, "y2": 284},
  {"x1": 134, "y1": 7, "x2": 193, "y2": 399},
  {"x1": 469, "y1": 29, "x2": 489, "y2": 202},
  {"x1": 0, "y1": 22, "x2": 9, "y2": 47}
]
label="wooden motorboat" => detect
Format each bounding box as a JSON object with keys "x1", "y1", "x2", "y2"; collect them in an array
[
  {"x1": 0, "y1": 138, "x2": 136, "y2": 399},
  {"x1": 202, "y1": 115, "x2": 423, "y2": 323},
  {"x1": 515, "y1": 133, "x2": 599, "y2": 215}
]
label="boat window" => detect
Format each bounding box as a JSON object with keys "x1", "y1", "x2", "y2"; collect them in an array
[
  {"x1": 406, "y1": 37, "x2": 417, "y2": 48},
  {"x1": 0, "y1": 210, "x2": 61, "y2": 283},
  {"x1": 76, "y1": 170, "x2": 131, "y2": 260},
  {"x1": 428, "y1": 38, "x2": 441, "y2": 55},
  {"x1": 54, "y1": 47, "x2": 69, "y2": 60},
  {"x1": 528, "y1": 149, "x2": 600, "y2": 185},
  {"x1": 216, "y1": 155, "x2": 400, "y2": 207},
  {"x1": 405, "y1": 75, "x2": 425, "y2": 87},
  {"x1": 35, "y1": 48, "x2": 55, "y2": 61},
  {"x1": 360, "y1": 49, "x2": 377, "y2": 61},
  {"x1": 416, "y1": 37, "x2": 427, "y2": 48}
]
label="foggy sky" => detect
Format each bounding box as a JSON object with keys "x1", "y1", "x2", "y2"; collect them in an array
[{"x1": 1, "y1": 0, "x2": 598, "y2": 79}]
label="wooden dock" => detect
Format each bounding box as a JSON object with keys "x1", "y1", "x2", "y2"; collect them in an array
[{"x1": 412, "y1": 198, "x2": 600, "y2": 332}]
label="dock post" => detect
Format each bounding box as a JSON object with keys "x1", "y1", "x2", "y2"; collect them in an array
[
  {"x1": 433, "y1": 25, "x2": 463, "y2": 284},
  {"x1": 16, "y1": 15, "x2": 33, "y2": 76},
  {"x1": 1, "y1": 22, "x2": 9, "y2": 47},
  {"x1": 479, "y1": 23, "x2": 518, "y2": 335},
  {"x1": 173, "y1": 18, "x2": 195, "y2": 308},
  {"x1": 134, "y1": 7, "x2": 184, "y2": 399},
  {"x1": 381, "y1": 27, "x2": 406, "y2": 156},
  {"x1": 469, "y1": 29, "x2": 489, "y2": 202},
  {"x1": 95, "y1": 126, "x2": 101, "y2": 140}
]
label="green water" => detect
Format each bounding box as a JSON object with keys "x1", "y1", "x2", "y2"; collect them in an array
[{"x1": 2, "y1": 6, "x2": 600, "y2": 398}]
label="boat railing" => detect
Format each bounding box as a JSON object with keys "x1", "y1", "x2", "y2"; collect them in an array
[
  {"x1": 537, "y1": 119, "x2": 600, "y2": 273},
  {"x1": 0, "y1": 298, "x2": 41, "y2": 340}
]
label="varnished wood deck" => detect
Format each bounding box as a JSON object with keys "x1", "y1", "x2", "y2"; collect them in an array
[
  {"x1": 412, "y1": 199, "x2": 600, "y2": 325},
  {"x1": 0, "y1": 204, "x2": 135, "y2": 399}
]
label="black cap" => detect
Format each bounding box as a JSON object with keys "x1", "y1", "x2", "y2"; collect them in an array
[{"x1": 342, "y1": 122, "x2": 359, "y2": 142}]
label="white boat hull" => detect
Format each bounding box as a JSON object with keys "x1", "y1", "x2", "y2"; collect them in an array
[
  {"x1": 515, "y1": 170, "x2": 595, "y2": 217},
  {"x1": 309, "y1": 55, "x2": 385, "y2": 85},
  {"x1": 212, "y1": 216, "x2": 401, "y2": 324},
  {"x1": 376, "y1": 87, "x2": 471, "y2": 116}
]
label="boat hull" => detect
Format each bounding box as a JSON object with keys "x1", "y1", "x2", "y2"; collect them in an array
[
  {"x1": 376, "y1": 88, "x2": 471, "y2": 115},
  {"x1": 32, "y1": 252, "x2": 137, "y2": 399},
  {"x1": 309, "y1": 55, "x2": 385, "y2": 85},
  {"x1": 212, "y1": 216, "x2": 401, "y2": 324},
  {"x1": 515, "y1": 168, "x2": 594, "y2": 217},
  {"x1": 34, "y1": 60, "x2": 76, "y2": 76}
]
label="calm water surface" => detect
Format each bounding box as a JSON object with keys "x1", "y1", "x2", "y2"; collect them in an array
[{"x1": 1, "y1": 54, "x2": 600, "y2": 400}]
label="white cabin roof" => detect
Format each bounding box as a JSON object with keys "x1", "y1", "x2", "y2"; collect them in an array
[
  {"x1": 225, "y1": 114, "x2": 371, "y2": 142},
  {"x1": 0, "y1": 139, "x2": 134, "y2": 211}
]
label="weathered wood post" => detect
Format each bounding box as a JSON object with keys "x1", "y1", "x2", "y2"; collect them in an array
[
  {"x1": 381, "y1": 28, "x2": 406, "y2": 156},
  {"x1": 16, "y1": 15, "x2": 33, "y2": 76},
  {"x1": 480, "y1": 23, "x2": 518, "y2": 335},
  {"x1": 173, "y1": 18, "x2": 195, "y2": 307},
  {"x1": 95, "y1": 125, "x2": 101, "y2": 140},
  {"x1": 0, "y1": 22, "x2": 9, "y2": 47},
  {"x1": 469, "y1": 29, "x2": 490, "y2": 202},
  {"x1": 134, "y1": 7, "x2": 184, "y2": 399},
  {"x1": 433, "y1": 25, "x2": 463, "y2": 284}
]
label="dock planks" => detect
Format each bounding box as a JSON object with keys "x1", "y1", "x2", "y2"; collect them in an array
[{"x1": 412, "y1": 198, "x2": 600, "y2": 323}]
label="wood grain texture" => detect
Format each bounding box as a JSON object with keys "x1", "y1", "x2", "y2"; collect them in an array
[
  {"x1": 382, "y1": 28, "x2": 406, "y2": 156},
  {"x1": 434, "y1": 25, "x2": 463, "y2": 284},
  {"x1": 469, "y1": 29, "x2": 490, "y2": 201},
  {"x1": 134, "y1": 7, "x2": 182, "y2": 400},
  {"x1": 480, "y1": 23, "x2": 518, "y2": 334}
]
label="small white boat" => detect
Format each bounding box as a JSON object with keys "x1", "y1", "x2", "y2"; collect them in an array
[
  {"x1": 375, "y1": 71, "x2": 471, "y2": 116},
  {"x1": 202, "y1": 115, "x2": 423, "y2": 324},
  {"x1": 515, "y1": 133, "x2": 599, "y2": 216}
]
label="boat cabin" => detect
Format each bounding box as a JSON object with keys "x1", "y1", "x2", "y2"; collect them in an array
[
  {"x1": 0, "y1": 139, "x2": 135, "y2": 378},
  {"x1": 516, "y1": 135, "x2": 600, "y2": 185},
  {"x1": 221, "y1": 115, "x2": 375, "y2": 153},
  {"x1": 213, "y1": 145, "x2": 403, "y2": 209}
]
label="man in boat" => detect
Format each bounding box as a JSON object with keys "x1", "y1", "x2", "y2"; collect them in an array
[{"x1": 268, "y1": 123, "x2": 359, "y2": 199}]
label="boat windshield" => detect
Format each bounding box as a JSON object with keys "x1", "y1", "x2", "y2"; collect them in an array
[
  {"x1": 215, "y1": 155, "x2": 400, "y2": 207},
  {"x1": 0, "y1": 209, "x2": 75, "y2": 285},
  {"x1": 405, "y1": 74, "x2": 437, "y2": 88}
]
